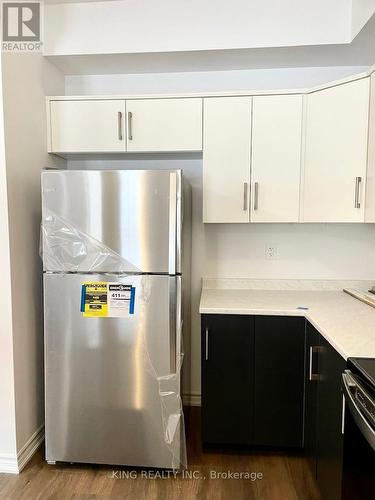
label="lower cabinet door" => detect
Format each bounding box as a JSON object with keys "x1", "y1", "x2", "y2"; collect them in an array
[
  {"x1": 201, "y1": 314, "x2": 254, "y2": 445},
  {"x1": 304, "y1": 322, "x2": 320, "y2": 477},
  {"x1": 316, "y1": 335, "x2": 346, "y2": 500},
  {"x1": 253, "y1": 316, "x2": 305, "y2": 447}
]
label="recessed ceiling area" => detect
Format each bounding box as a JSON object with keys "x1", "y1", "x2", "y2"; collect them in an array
[
  {"x1": 42, "y1": 0, "x2": 375, "y2": 75},
  {"x1": 44, "y1": 0, "x2": 375, "y2": 54},
  {"x1": 45, "y1": 12, "x2": 375, "y2": 76}
]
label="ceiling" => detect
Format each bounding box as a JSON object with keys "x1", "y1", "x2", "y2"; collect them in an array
[
  {"x1": 42, "y1": 0, "x2": 375, "y2": 75},
  {"x1": 46, "y1": 11, "x2": 375, "y2": 75},
  {"x1": 44, "y1": 0, "x2": 105, "y2": 3}
]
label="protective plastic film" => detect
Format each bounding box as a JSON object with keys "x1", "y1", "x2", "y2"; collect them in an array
[
  {"x1": 145, "y1": 307, "x2": 186, "y2": 470},
  {"x1": 41, "y1": 209, "x2": 141, "y2": 274},
  {"x1": 135, "y1": 277, "x2": 187, "y2": 470},
  {"x1": 41, "y1": 211, "x2": 187, "y2": 470}
]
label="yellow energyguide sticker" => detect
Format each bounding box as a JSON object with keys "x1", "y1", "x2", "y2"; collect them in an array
[
  {"x1": 81, "y1": 282, "x2": 135, "y2": 318},
  {"x1": 82, "y1": 282, "x2": 108, "y2": 317}
]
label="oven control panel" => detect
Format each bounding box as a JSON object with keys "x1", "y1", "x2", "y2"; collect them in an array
[{"x1": 354, "y1": 384, "x2": 375, "y2": 425}]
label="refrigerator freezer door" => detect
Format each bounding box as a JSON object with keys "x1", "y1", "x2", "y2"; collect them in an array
[
  {"x1": 44, "y1": 273, "x2": 182, "y2": 468},
  {"x1": 41, "y1": 170, "x2": 181, "y2": 274}
]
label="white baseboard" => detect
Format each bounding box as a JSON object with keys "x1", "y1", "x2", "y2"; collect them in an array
[
  {"x1": 0, "y1": 425, "x2": 45, "y2": 474},
  {"x1": 17, "y1": 424, "x2": 44, "y2": 473},
  {"x1": 0, "y1": 454, "x2": 19, "y2": 474},
  {"x1": 182, "y1": 392, "x2": 201, "y2": 407}
]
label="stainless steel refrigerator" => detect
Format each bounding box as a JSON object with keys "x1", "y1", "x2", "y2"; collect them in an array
[{"x1": 41, "y1": 169, "x2": 191, "y2": 469}]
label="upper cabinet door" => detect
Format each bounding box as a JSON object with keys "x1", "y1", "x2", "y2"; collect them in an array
[
  {"x1": 366, "y1": 73, "x2": 375, "y2": 222},
  {"x1": 251, "y1": 95, "x2": 303, "y2": 223},
  {"x1": 125, "y1": 98, "x2": 202, "y2": 152},
  {"x1": 302, "y1": 79, "x2": 370, "y2": 223},
  {"x1": 49, "y1": 100, "x2": 126, "y2": 153},
  {"x1": 203, "y1": 97, "x2": 252, "y2": 223}
]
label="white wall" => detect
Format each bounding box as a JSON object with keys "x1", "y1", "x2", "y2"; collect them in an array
[
  {"x1": 44, "y1": 0, "x2": 356, "y2": 56},
  {"x1": 0, "y1": 55, "x2": 17, "y2": 472},
  {"x1": 351, "y1": 0, "x2": 375, "y2": 38},
  {"x1": 1, "y1": 52, "x2": 65, "y2": 468},
  {"x1": 65, "y1": 66, "x2": 368, "y2": 95}
]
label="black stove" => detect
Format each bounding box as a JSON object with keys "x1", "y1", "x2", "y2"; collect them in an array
[
  {"x1": 348, "y1": 357, "x2": 375, "y2": 392},
  {"x1": 342, "y1": 358, "x2": 375, "y2": 500}
]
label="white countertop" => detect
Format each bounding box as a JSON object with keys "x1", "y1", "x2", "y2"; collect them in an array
[{"x1": 199, "y1": 288, "x2": 375, "y2": 360}]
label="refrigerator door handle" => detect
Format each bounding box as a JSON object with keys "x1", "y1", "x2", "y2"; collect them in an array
[
  {"x1": 169, "y1": 277, "x2": 178, "y2": 374},
  {"x1": 168, "y1": 172, "x2": 177, "y2": 275},
  {"x1": 176, "y1": 277, "x2": 182, "y2": 373}
]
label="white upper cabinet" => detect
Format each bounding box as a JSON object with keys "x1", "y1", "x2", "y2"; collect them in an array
[
  {"x1": 49, "y1": 100, "x2": 126, "y2": 153},
  {"x1": 302, "y1": 78, "x2": 370, "y2": 223},
  {"x1": 125, "y1": 98, "x2": 202, "y2": 152},
  {"x1": 251, "y1": 95, "x2": 303, "y2": 223},
  {"x1": 203, "y1": 97, "x2": 252, "y2": 223},
  {"x1": 47, "y1": 71, "x2": 375, "y2": 225},
  {"x1": 366, "y1": 73, "x2": 375, "y2": 222}
]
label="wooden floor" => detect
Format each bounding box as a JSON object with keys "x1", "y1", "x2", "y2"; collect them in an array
[{"x1": 0, "y1": 408, "x2": 320, "y2": 500}]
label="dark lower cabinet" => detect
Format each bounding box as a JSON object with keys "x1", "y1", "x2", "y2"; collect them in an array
[
  {"x1": 201, "y1": 314, "x2": 254, "y2": 445},
  {"x1": 201, "y1": 314, "x2": 305, "y2": 448},
  {"x1": 316, "y1": 335, "x2": 346, "y2": 500},
  {"x1": 201, "y1": 314, "x2": 347, "y2": 500},
  {"x1": 304, "y1": 322, "x2": 320, "y2": 477},
  {"x1": 304, "y1": 324, "x2": 346, "y2": 500},
  {"x1": 253, "y1": 316, "x2": 305, "y2": 447}
]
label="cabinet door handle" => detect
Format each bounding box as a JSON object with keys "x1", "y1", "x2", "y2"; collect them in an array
[
  {"x1": 341, "y1": 394, "x2": 346, "y2": 435},
  {"x1": 205, "y1": 327, "x2": 209, "y2": 361},
  {"x1": 254, "y1": 182, "x2": 259, "y2": 211},
  {"x1": 355, "y1": 176, "x2": 362, "y2": 209},
  {"x1": 127, "y1": 111, "x2": 133, "y2": 141},
  {"x1": 243, "y1": 182, "x2": 248, "y2": 211},
  {"x1": 117, "y1": 111, "x2": 123, "y2": 140},
  {"x1": 309, "y1": 346, "x2": 319, "y2": 381}
]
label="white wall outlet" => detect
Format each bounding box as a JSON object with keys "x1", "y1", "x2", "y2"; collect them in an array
[{"x1": 265, "y1": 244, "x2": 278, "y2": 260}]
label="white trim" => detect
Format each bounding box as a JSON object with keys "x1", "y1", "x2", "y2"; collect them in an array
[
  {"x1": 0, "y1": 453, "x2": 18, "y2": 474},
  {"x1": 17, "y1": 425, "x2": 44, "y2": 473},
  {"x1": 0, "y1": 425, "x2": 45, "y2": 474},
  {"x1": 182, "y1": 392, "x2": 201, "y2": 407}
]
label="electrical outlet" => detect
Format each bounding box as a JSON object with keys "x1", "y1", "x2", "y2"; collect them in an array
[{"x1": 265, "y1": 244, "x2": 278, "y2": 260}]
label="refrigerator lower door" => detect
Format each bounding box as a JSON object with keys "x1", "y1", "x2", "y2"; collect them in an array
[{"x1": 44, "y1": 273, "x2": 182, "y2": 468}]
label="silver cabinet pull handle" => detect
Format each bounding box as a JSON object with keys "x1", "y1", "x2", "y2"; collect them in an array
[
  {"x1": 309, "y1": 346, "x2": 319, "y2": 381},
  {"x1": 205, "y1": 327, "x2": 209, "y2": 361},
  {"x1": 243, "y1": 182, "x2": 248, "y2": 211},
  {"x1": 127, "y1": 111, "x2": 133, "y2": 141},
  {"x1": 355, "y1": 176, "x2": 362, "y2": 209},
  {"x1": 254, "y1": 182, "x2": 259, "y2": 211},
  {"x1": 117, "y1": 111, "x2": 123, "y2": 140}
]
